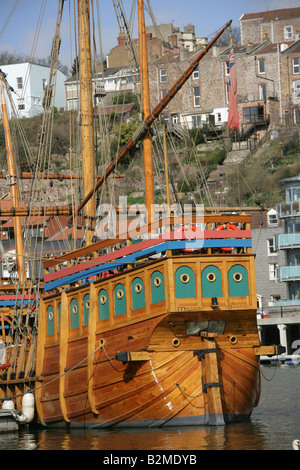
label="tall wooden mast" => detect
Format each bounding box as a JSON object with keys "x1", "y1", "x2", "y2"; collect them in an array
[
  {"x1": 138, "y1": 0, "x2": 155, "y2": 223},
  {"x1": 78, "y1": 0, "x2": 96, "y2": 244},
  {"x1": 0, "y1": 76, "x2": 25, "y2": 284}
]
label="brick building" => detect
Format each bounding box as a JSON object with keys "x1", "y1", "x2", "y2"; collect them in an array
[
  {"x1": 240, "y1": 7, "x2": 300, "y2": 45},
  {"x1": 106, "y1": 33, "x2": 180, "y2": 68},
  {"x1": 148, "y1": 7, "x2": 300, "y2": 130}
]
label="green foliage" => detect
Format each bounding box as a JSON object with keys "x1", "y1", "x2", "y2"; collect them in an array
[
  {"x1": 111, "y1": 93, "x2": 140, "y2": 109},
  {"x1": 188, "y1": 128, "x2": 205, "y2": 146},
  {"x1": 282, "y1": 131, "x2": 299, "y2": 156},
  {"x1": 206, "y1": 148, "x2": 226, "y2": 167},
  {"x1": 110, "y1": 115, "x2": 141, "y2": 168}
]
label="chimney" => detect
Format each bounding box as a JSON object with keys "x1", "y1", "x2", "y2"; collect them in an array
[
  {"x1": 212, "y1": 46, "x2": 219, "y2": 57},
  {"x1": 168, "y1": 34, "x2": 178, "y2": 47},
  {"x1": 180, "y1": 45, "x2": 189, "y2": 60},
  {"x1": 118, "y1": 36, "x2": 125, "y2": 46}
]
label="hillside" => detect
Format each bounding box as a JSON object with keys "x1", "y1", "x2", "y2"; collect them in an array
[
  {"x1": 0, "y1": 110, "x2": 299, "y2": 210},
  {"x1": 215, "y1": 128, "x2": 300, "y2": 208}
]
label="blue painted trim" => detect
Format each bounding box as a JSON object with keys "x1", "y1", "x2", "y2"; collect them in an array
[
  {"x1": 44, "y1": 239, "x2": 252, "y2": 291},
  {"x1": 0, "y1": 300, "x2": 31, "y2": 306}
]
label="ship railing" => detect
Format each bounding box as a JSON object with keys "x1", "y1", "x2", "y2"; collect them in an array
[{"x1": 43, "y1": 213, "x2": 252, "y2": 292}]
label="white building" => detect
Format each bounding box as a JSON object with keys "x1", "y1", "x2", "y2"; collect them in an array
[
  {"x1": 0, "y1": 63, "x2": 66, "y2": 118},
  {"x1": 65, "y1": 66, "x2": 140, "y2": 111}
]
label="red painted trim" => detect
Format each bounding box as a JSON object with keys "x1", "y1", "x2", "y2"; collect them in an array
[
  {"x1": 0, "y1": 295, "x2": 35, "y2": 301},
  {"x1": 44, "y1": 230, "x2": 251, "y2": 284}
]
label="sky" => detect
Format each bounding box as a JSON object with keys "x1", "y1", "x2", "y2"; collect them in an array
[{"x1": 0, "y1": 0, "x2": 299, "y2": 73}]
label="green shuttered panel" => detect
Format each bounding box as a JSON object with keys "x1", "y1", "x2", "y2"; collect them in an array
[
  {"x1": 228, "y1": 265, "x2": 249, "y2": 297},
  {"x1": 201, "y1": 265, "x2": 223, "y2": 298},
  {"x1": 84, "y1": 294, "x2": 90, "y2": 325},
  {"x1": 175, "y1": 266, "x2": 196, "y2": 299},
  {"x1": 151, "y1": 271, "x2": 165, "y2": 304},
  {"x1": 70, "y1": 298, "x2": 79, "y2": 329},
  {"x1": 132, "y1": 277, "x2": 145, "y2": 310},
  {"x1": 47, "y1": 305, "x2": 54, "y2": 336},
  {"x1": 99, "y1": 289, "x2": 109, "y2": 320},
  {"x1": 114, "y1": 283, "x2": 127, "y2": 316}
]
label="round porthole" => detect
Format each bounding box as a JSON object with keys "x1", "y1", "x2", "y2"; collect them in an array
[
  {"x1": 135, "y1": 283, "x2": 142, "y2": 293},
  {"x1": 72, "y1": 304, "x2": 78, "y2": 314},
  {"x1": 48, "y1": 310, "x2": 54, "y2": 321},
  {"x1": 100, "y1": 295, "x2": 106, "y2": 305},
  {"x1": 85, "y1": 299, "x2": 90, "y2": 309},
  {"x1": 154, "y1": 277, "x2": 161, "y2": 287},
  {"x1": 117, "y1": 289, "x2": 124, "y2": 299},
  {"x1": 233, "y1": 272, "x2": 242, "y2": 282},
  {"x1": 207, "y1": 272, "x2": 216, "y2": 282},
  {"x1": 180, "y1": 273, "x2": 190, "y2": 283},
  {"x1": 230, "y1": 335, "x2": 238, "y2": 345}
]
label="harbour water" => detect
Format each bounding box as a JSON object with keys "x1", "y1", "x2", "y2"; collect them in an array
[{"x1": 1, "y1": 364, "x2": 299, "y2": 451}]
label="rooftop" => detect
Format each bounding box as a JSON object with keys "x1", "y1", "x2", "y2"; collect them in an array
[{"x1": 240, "y1": 7, "x2": 300, "y2": 23}]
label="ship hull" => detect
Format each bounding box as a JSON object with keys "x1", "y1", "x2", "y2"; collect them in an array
[{"x1": 33, "y1": 253, "x2": 261, "y2": 428}]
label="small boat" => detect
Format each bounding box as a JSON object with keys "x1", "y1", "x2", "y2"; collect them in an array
[{"x1": 293, "y1": 439, "x2": 300, "y2": 450}]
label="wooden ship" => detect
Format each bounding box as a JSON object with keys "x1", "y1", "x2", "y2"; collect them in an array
[{"x1": 0, "y1": 0, "x2": 284, "y2": 428}]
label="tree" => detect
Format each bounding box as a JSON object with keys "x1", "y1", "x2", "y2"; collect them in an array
[
  {"x1": 111, "y1": 92, "x2": 140, "y2": 110},
  {"x1": 70, "y1": 56, "x2": 79, "y2": 76},
  {"x1": 216, "y1": 25, "x2": 241, "y2": 46}
]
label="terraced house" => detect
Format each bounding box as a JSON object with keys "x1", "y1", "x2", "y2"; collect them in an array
[{"x1": 148, "y1": 7, "x2": 300, "y2": 133}]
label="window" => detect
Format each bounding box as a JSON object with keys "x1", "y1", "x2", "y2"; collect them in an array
[
  {"x1": 267, "y1": 238, "x2": 277, "y2": 256},
  {"x1": 192, "y1": 115, "x2": 201, "y2": 128},
  {"x1": 259, "y1": 83, "x2": 266, "y2": 100},
  {"x1": 171, "y1": 113, "x2": 179, "y2": 124},
  {"x1": 160, "y1": 69, "x2": 167, "y2": 83},
  {"x1": 267, "y1": 209, "x2": 278, "y2": 226},
  {"x1": 192, "y1": 67, "x2": 199, "y2": 79},
  {"x1": 17, "y1": 99, "x2": 25, "y2": 110},
  {"x1": 293, "y1": 58, "x2": 300, "y2": 74},
  {"x1": 16, "y1": 77, "x2": 23, "y2": 89},
  {"x1": 293, "y1": 80, "x2": 300, "y2": 100},
  {"x1": 161, "y1": 114, "x2": 169, "y2": 124},
  {"x1": 285, "y1": 26, "x2": 293, "y2": 40},
  {"x1": 268, "y1": 263, "x2": 278, "y2": 281},
  {"x1": 193, "y1": 86, "x2": 200, "y2": 107},
  {"x1": 225, "y1": 61, "x2": 230, "y2": 76},
  {"x1": 67, "y1": 98, "x2": 78, "y2": 111},
  {"x1": 243, "y1": 106, "x2": 263, "y2": 123},
  {"x1": 258, "y1": 59, "x2": 265, "y2": 74},
  {"x1": 161, "y1": 89, "x2": 168, "y2": 107},
  {"x1": 42, "y1": 78, "x2": 47, "y2": 90},
  {"x1": 284, "y1": 109, "x2": 290, "y2": 126}
]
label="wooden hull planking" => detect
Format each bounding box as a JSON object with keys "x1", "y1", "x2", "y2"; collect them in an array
[{"x1": 33, "y1": 253, "x2": 261, "y2": 427}]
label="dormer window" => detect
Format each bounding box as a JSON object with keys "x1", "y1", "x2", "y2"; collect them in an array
[{"x1": 267, "y1": 209, "x2": 278, "y2": 227}]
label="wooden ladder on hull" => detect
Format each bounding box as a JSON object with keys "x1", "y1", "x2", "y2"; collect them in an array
[{"x1": 200, "y1": 336, "x2": 224, "y2": 426}]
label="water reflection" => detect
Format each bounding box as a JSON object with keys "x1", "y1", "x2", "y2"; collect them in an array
[
  {"x1": 11, "y1": 420, "x2": 269, "y2": 451},
  {"x1": 0, "y1": 366, "x2": 299, "y2": 450}
]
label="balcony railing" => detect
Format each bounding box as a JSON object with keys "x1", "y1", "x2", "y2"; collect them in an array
[
  {"x1": 277, "y1": 265, "x2": 300, "y2": 282},
  {"x1": 272, "y1": 299, "x2": 300, "y2": 306},
  {"x1": 275, "y1": 233, "x2": 300, "y2": 250},
  {"x1": 276, "y1": 201, "x2": 300, "y2": 218}
]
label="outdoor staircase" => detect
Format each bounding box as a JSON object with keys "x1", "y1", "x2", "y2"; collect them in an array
[{"x1": 167, "y1": 123, "x2": 189, "y2": 140}]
